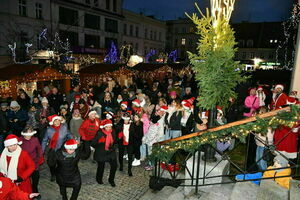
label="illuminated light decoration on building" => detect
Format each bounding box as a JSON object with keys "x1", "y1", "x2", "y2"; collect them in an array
[
  {"x1": 168, "y1": 50, "x2": 178, "y2": 63},
  {"x1": 104, "y1": 41, "x2": 118, "y2": 64},
  {"x1": 127, "y1": 55, "x2": 143, "y2": 67},
  {"x1": 8, "y1": 42, "x2": 33, "y2": 64}
]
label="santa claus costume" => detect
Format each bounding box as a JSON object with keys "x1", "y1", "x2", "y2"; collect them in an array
[
  {"x1": 256, "y1": 86, "x2": 266, "y2": 107},
  {"x1": 0, "y1": 176, "x2": 37, "y2": 200},
  {"x1": 0, "y1": 134, "x2": 35, "y2": 194},
  {"x1": 91, "y1": 119, "x2": 117, "y2": 187},
  {"x1": 270, "y1": 84, "x2": 296, "y2": 110}
]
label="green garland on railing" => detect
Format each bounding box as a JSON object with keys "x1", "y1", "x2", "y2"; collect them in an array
[{"x1": 149, "y1": 105, "x2": 300, "y2": 162}]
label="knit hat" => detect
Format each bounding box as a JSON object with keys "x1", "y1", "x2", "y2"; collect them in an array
[
  {"x1": 48, "y1": 115, "x2": 64, "y2": 125},
  {"x1": 64, "y1": 139, "x2": 78, "y2": 150},
  {"x1": 275, "y1": 84, "x2": 284, "y2": 90},
  {"x1": 160, "y1": 105, "x2": 168, "y2": 112},
  {"x1": 121, "y1": 101, "x2": 128, "y2": 108},
  {"x1": 4, "y1": 134, "x2": 22, "y2": 147},
  {"x1": 88, "y1": 110, "x2": 99, "y2": 118},
  {"x1": 169, "y1": 91, "x2": 177, "y2": 97},
  {"x1": 102, "y1": 119, "x2": 113, "y2": 128},
  {"x1": 41, "y1": 97, "x2": 48, "y2": 104},
  {"x1": 21, "y1": 127, "x2": 37, "y2": 136},
  {"x1": 10, "y1": 101, "x2": 20, "y2": 108},
  {"x1": 132, "y1": 99, "x2": 141, "y2": 107}
]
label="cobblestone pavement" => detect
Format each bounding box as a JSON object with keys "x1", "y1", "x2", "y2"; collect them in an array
[{"x1": 38, "y1": 159, "x2": 150, "y2": 200}]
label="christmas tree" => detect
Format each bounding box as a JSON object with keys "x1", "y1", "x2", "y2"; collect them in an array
[{"x1": 104, "y1": 41, "x2": 118, "y2": 64}]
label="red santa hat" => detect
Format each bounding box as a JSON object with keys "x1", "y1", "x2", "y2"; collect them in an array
[
  {"x1": 275, "y1": 84, "x2": 284, "y2": 90},
  {"x1": 216, "y1": 106, "x2": 223, "y2": 115},
  {"x1": 48, "y1": 115, "x2": 64, "y2": 125},
  {"x1": 4, "y1": 134, "x2": 22, "y2": 147},
  {"x1": 64, "y1": 139, "x2": 78, "y2": 150},
  {"x1": 102, "y1": 119, "x2": 113, "y2": 128},
  {"x1": 187, "y1": 97, "x2": 196, "y2": 105},
  {"x1": 88, "y1": 110, "x2": 100, "y2": 118},
  {"x1": 182, "y1": 100, "x2": 192, "y2": 110},
  {"x1": 121, "y1": 101, "x2": 128, "y2": 108},
  {"x1": 132, "y1": 99, "x2": 141, "y2": 107},
  {"x1": 257, "y1": 86, "x2": 263, "y2": 91},
  {"x1": 160, "y1": 105, "x2": 168, "y2": 112},
  {"x1": 74, "y1": 94, "x2": 81, "y2": 99}
]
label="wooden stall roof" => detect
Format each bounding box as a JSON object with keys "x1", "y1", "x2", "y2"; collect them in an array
[
  {"x1": 79, "y1": 63, "x2": 126, "y2": 74},
  {"x1": 133, "y1": 63, "x2": 188, "y2": 71},
  {"x1": 0, "y1": 64, "x2": 42, "y2": 80}
]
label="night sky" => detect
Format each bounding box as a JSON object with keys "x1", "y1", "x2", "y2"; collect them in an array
[{"x1": 123, "y1": 0, "x2": 294, "y2": 22}]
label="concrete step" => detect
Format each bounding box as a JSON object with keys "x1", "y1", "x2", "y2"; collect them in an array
[
  {"x1": 140, "y1": 186, "x2": 178, "y2": 200},
  {"x1": 290, "y1": 179, "x2": 300, "y2": 200},
  {"x1": 230, "y1": 182, "x2": 259, "y2": 200},
  {"x1": 256, "y1": 179, "x2": 289, "y2": 200}
]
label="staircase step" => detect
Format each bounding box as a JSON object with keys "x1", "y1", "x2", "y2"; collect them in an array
[
  {"x1": 256, "y1": 179, "x2": 289, "y2": 200},
  {"x1": 140, "y1": 186, "x2": 177, "y2": 200},
  {"x1": 290, "y1": 179, "x2": 300, "y2": 200},
  {"x1": 230, "y1": 182, "x2": 259, "y2": 200}
]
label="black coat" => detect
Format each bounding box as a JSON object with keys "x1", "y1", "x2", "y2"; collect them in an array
[
  {"x1": 47, "y1": 93, "x2": 64, "y2": 113},
  {"x1": 165, "y1": 110, "x2": 183, "y2": 130},
  {"x1": 51, "y1": 146, "x2": 86, "y2": 187},
  {"x1": 91, "y1": 130, "x2": 117, "y2": 162},
  {"x1": 181, "y1": 113, "x2": 195, "y2": 136},
  {"x1": 117, "y1": 122, "x2": 143, "y2": 147}
]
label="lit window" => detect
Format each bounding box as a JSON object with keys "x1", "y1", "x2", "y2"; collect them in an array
[
  {"x1": 274, "y1": 40, "x2": 277, "y2": 43},
  {"x1": 181, "y1": 38, "x2": 186, "y2": 45},
  {"x1": 270, "y1": 40, "x2": 273, "y2": 43}
]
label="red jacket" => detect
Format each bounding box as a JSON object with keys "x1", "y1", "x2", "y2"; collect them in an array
[
  {"x1": 0, "y1": 177, "x2": 30, "y2": 200},
  {"x1": 79, "y1": 118, "x2": 101, "y2": 141},
  {"x1": 0, "y1": 150, "x2": 35, "y2": 194},
  {"x1": 270, "y1": 93, "x2": 296, "y2": 110}
]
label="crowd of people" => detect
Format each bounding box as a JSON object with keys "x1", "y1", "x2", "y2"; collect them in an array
[{"x1": 0, "y1": 72, "x2": 299, "y2": 199}]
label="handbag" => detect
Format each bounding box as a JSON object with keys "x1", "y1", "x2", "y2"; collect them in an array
[{"x1": 243, "y1": 97, "x2": 257, "y2": 113}]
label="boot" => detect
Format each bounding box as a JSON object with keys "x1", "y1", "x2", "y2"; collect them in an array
[
  {"x1": 108, "y1": 179, "x2": 116, "y2": 187},
  {"x1": 128, "y1": 169, "x2": 133, "y2": 177}
]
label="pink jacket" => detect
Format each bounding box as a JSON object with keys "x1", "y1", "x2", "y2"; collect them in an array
[
  {"x1": 141, "y1": 113, "x2": 150, "y2": 135},
  {"x1": 243, "y1": 95, "x2": 260, "y2": 117}
]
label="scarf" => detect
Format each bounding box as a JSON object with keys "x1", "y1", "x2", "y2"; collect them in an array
[
  {"x1": 101, "y1": 129, "x2": 114, "y2": 151},
  {"x1": 0, "y1": 146, "x2": 22, "y2": 181},
  {"x1": 49, "y1": 125, "x2": 61, "y2": 149}
]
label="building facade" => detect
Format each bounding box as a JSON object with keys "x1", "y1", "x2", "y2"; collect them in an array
[
  {"x1": 122, "y1": 10, "x2": 166, "y2": 57},
  {"x1": 0, "y1": 0, "x2": 124, "y2": 68}
]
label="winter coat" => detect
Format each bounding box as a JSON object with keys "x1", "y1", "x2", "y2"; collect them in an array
[
  {"x1": 7, "y1": 109, "x2": 28, "y2": 132},
  {"x1": 47, "y1": 93, "x2": 64, "y2": 113},
  {"x1": 35, "y1": 106, "x2": 55, "y2": 129},
  {"x1": 0, "y1": 177, "x2": 31, "y2": 200},
  {"x1": 70, "y1": 117, "x2": 83, "y2": 139},
  {"x1": 91, "y1": 129, "x2": 117, "y2": 162},
  {"x1": 50, "y1": 147, "x2": 86, "y2": 187},
  {"x1": 26, "y1": 111, "x2": 39, "y2": 129},
  {"x1": 0, "y1": 150, "x2": 35, "y2": 194},
  {"x1": 141, "y1": 113, "x2": 150, "y2": 135},
  {"x1": 42, "y1": 124, "x2": 72, "y2": 152},
  {"x1": 165, "y1": 110, "x2": 183, "y2": 130},
  {"x1": 79, "y1": 118, "x2": 101, "y2": 141},
  {"x1": 90, "y1": 101, "x2": 102, "y2": 119},
  {"x1": 181, "y1": 112, "x2": 195, "y2": 136},
  {"x1": 20, "y1": 136, "x2": 43, "y2": 170},
  {"x1": 225, "y1": 102, "x2": 241, "y2": 123},
  {"x1": 17, "y1": 97, "x2": 31, "y2": 111},
  {"x1": 117, "y1": 122, "x2": 143, "y2": 146},
  {"x1": 243, "y1": 95, "x2": 260, "y2": 117},
  {"x1": 79, "y1": 104, "x2": 90, "y2": 119},
  {"x1": 0, "y1": 110, "x2": 8, "y2": 135},
  {"x1": 269, "y1": 93, "x2": 296, "y2": 110},
  {"x1": 263, "y1": 166, "x2": 291, "y2": 189}
]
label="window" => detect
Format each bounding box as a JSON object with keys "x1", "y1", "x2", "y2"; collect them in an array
[
  {"x1": 150, "y1": 30, "x2": 153, "y2": 40},
  {"x1": 145, "y1": 28, "x2": 148, "y2": 39},
  {"x1": 105, "y1": 37, "x2": 117, "y2": 49},
  {"x1": 85, "y1": 34, "x2": 100, "y2": 48},
  {"x1": 182, "y1": 27, "x2": 186, "y2": 33},
  {"x1": 19, "y1": 0, "x2": 27, "y2": 16},
  {"x1": 94, "y1": 0, "x2": 99, "y2": 6},
  {"x1": 85, "y1": 13, "x2": 100, "y2": 30},
  {"x1": 85, "y1": 0, "x2": 90, "y2": 4},
  {"x1": 59, "y1": 7, "x2": 78, "y2": 26},
  {"x1": 238, "y1": 40, "x2": 245, "y2": 47},
  {"x1": 154, "y1": 31, "x2": 157, "y2": 40},
  {"x1": 105, "y1": 18, "x2": 118, "y2": 33},
  {"x1": 113, "y1": 0, "x2": 117, "y2": 12},
  {"x1": 250, "y1": 52, "x2": 254, "y2": 59},
  {"x1": 135, "y1": 27, "x2": 139, "y2": 37},
  {"x1": 123, "y1": 23, "x2": 127, "y2": 35},
  {"x1": 129, "y1": 25, "x2": 133, "y2": 36},
  {"x1": 247, "y1": 39, "x2": 253, "y2": 47},
  {"x1": 181, "y1": 38, "x2": 186, "y2": 45},
  {"x1": 35, "y1": 3, "x2": 42, "y2": 19},
  {"x1": 106, "y1": 0, "x2": 110, "y2": 10},
  {"x1": 242, "y1": 52, "x2": 246, "y2": 59},
  {"x1": 59, "y1": 30, "x2": 79, "y2": 46},
  {"x1": 159, "y1": 32, "x2": 162, "y2": 41}
]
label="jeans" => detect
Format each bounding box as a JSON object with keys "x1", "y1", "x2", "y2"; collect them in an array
[
  {"x1": 256, "y1": 146, "x2": 267, "y2": 170},
  {"x1": 165, "y1": 130, "x2": 182, "y2": 140},
  {"x1": 140, "y1": 143, "x2": 147, "y2": 160}
]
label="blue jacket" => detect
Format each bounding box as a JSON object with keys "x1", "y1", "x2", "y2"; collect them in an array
[
  {"x1": 42, "y1": 124, "x2": 72, "y2": 152},
  {"x1": 7, "y1": 109, "x2": 28, "y2": 131}
]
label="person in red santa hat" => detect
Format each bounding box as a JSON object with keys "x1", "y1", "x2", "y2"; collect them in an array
[
  {"x1": 79, "y1": 110, "x2": 101, "y2": 161},
  {"x1": 269, "y1": 84, "x2": 296, "y2": 110},
  {"x1": 20, "y1": 127, "x2": 43, "y2": 195},
  {"x1": 50, "y1": 139, "x2": 86, "y2": 200},
  {"x1": 132, "y1": 99, "x2": 142, "y2": 114},
  {"x1": 256, "y1": 86, "x2": 266, "y2": 107},
  {"x1": 70, "y1": 94, "x2": 81, "y2": 112},
  {"x1": 0, "y1": 134, "x2": 35, "y2": 194},
  {"x1": 181, "y1": 97, "x2": 196, "y2": 136},
  {"x1": 42, "y1": 115, "x2": 72, "y2": 182},
  {"x1": 0, "y1": 176, "x2": 40, "y2": 200},
  {"x1": 91, "y1": 119, "x2": 117, "y2": 187}
]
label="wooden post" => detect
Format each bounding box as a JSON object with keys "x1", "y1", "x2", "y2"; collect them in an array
[
  {"x1": 10, "y1": 79, "x2": 18, "y2": 100},
  {"x1": 62, "y1": 79, "x2": 71, "y2": 94}
]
